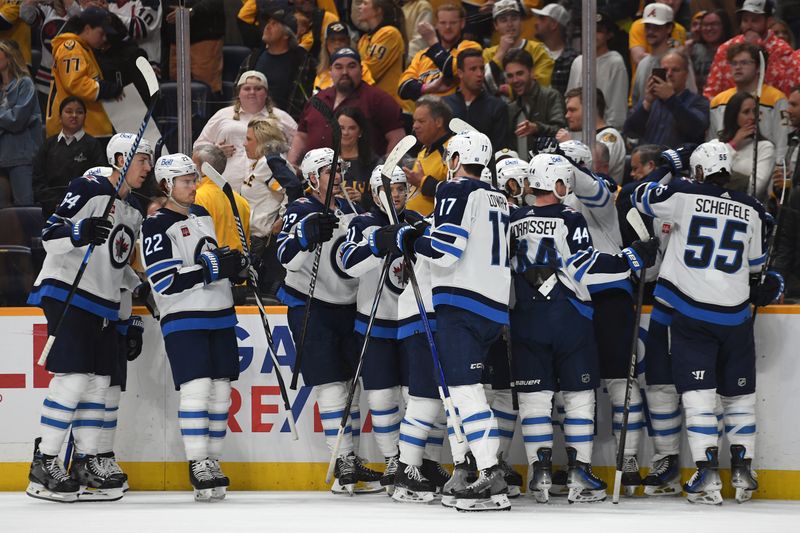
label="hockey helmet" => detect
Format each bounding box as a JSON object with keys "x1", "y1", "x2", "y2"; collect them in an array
[
  {"x1": 480, "y1": 167, "x2": 494, "y2": 185},
  {"x1": 559, "y1": 140, "x2": 593, "y2": 169},
  {"x1": 495, "y1": 148, "x2": 520, "y2": 164},
  {"x1": 445, "y1": 130, "x2": 493, "y2": 172},
  {"x1": 528, "y1": 153, "x2": 574, "y2": 200},
  {"x1": 300, "y1": 148, "x2": 339, "y2": 190},
  {"x1": 106, "y1": 133, "x2": 154, "y2": 168},
  {"x1": 690, "y1": 140, "x2": 731, "y2": 182},
  {"x1": 369, "y1": 164, "x2": 407, "y2": 197},
  {"x1": 496, "y1": 157, "x2": 528, "y2": 200},
  {"x1": 154, "y1": 153, "x2": 198, "y2": 195}
]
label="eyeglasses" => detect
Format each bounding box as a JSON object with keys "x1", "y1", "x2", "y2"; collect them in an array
[{"x1": 729, "y1": 60, "x2": 756, "y2": 68}]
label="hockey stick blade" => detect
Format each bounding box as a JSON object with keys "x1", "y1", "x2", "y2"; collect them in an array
[
  {"x1": 449, "y1": 118, "x2": 476, "y2": 134},
  {"x1": 137, "y1": 56, "x2": 160, "y2": 99},
  {"x1": 382, "y1": 136, "x2": 417, "y2": 180},
  {"x1": 626, "y1": 208, "x2": 651, "y2": 242},
  {"x1": 202, "y1": 161, "x2": 228, "y2": 190}
]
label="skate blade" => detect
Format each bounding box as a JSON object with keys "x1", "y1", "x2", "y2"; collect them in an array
[
  {"x1": 78, "y1": 486, "x2": 124, "y2": 502},
  {"x1": 735, "y1": 487, "x2": 753, "y2": 503},
  {"x1": 122, "y1": 481, "x2": 130, "y2": 493},
  {"x1": 441, "y1": 494, "x2": 457, "y2": 508},
  {"x1": 531, "y1": 489, "x2": 549, "y2": 504},
  {"x1": 686, "y1": 490, "x2": 723, "y2": 505},
  {"x1": 455, "y1": 493, "x2": 511, "y2": 512},
  {"x1": 568, "y1": 488, "x2": 607, "y2": 503},
  {"x1": 211, "y1": 487, "x2": 227, "y2": 501},
  {"x1": 354, "y1": 481, "x2": 384, "y2": 494},
  {"x1": 25, "y1": 482, "x2": 79, "y2": 503},
  {"x1": 391, "y1": 487, "x2": 435, "y2": 504},
  {"x1": 643, "y1": 483, "x2": 681, "y2": 496},
  {"x1": 194, "y1": 488, "x2": 214, "y2": 502},
  {"x1": 507, "y1": 485, "x2": 521, "y2": 499},
  {"x1": 384, "y1": 484, "x2": 396, "y2": 496},
  {"x1": 623, "y1": 485, "x2": 639, "y2": 497},
  {"x1": 550, "y1": 484, "x2": 569, "y2": 497}
]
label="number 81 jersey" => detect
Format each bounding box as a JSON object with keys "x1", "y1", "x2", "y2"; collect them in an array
[{"x1": 633, "y1": 179, "x2": 768, "y2": 325}]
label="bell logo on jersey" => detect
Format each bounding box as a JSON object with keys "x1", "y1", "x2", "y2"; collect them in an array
[
  {"x1": 181, "y1": 226, "x2": 190, "y2": 237},
  {"x1": 661, "y1": 223, "x2": 671, "y2": 235},
  {"x1": 692, "y1": 370, "x2": 706, "y2": 381}
]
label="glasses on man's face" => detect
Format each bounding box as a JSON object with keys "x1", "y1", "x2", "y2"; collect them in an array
[{"x1": 729, "y1": 60, "x2": 756, "y2": 68}]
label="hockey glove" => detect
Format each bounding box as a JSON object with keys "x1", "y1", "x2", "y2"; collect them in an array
[
  {"x1": 370, "y1": 224, "x2": 416, "y2": 257},
  {"x1": 623, "y1": 238, "x2": 660, "y2": 272},
  {"x1": 750, "y1": 271, "x2": 784, "y2": 307},
  {"x1": 97, "y1": 80, "x2": 124, "y2": 100},
  {"x1": 295, "y1": 212, "x2": 339, "y2": 250},
  {"x1": 71, "y1": 216, "x2": 113, "y2": 247},
  {"x1": 404, "y1": 210, "x2": 432, "y2": 235},
  {"x1": 126, "y1": 315, "x2": 144, "y2": 361},
  {"x1": 198, "y1": 246, "x2": 250, "y2": 283},
  {"x1": 533, "y1": 137, "x2": 564, "y2": 156}
]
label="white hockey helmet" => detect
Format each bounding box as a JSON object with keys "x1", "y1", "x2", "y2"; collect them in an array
[
  {"x1": 445, "y1": 130, "x2": 493, "y2": 172},
  {"x1": 480, "y1": 167, "x2": 493, "y2": 185},
  {"x1": 300, "y1": 148, "x2": 338, "y2": 191},
  {"x1": 496, "y1": 157, "x2": 528, "y2": 200},
  {"x1": 154, "y1": 153, "x2": 198, "y2": 194},
  {"x1": 690, "y1": 140, "x2": 731, "y2": 181},
  {"x1": 369, "y1": 164, "x2": 407, "y2": 197},
  {"x1": 495, "y1": 148, "x2": 519, "y2": 164},
  {"x1": 528, "y1": 153, "x2": 574, "y2": 200},
  {"x1": 559, "y1": 140, "x2": 593, "y2": 169},
  {"x1": 106, "y1": 133, "x2": 154, "y2": 169}
]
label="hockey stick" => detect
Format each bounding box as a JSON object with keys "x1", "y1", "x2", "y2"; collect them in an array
[
  {"x1": 290, "y1": 97, "x2": 342, "y2": 390},
  {"x1": 753, "y1": 160, "x2": 788, "y2": 323},
  {"x1": 202, "y1": 162, "x2": 299, "y2": 440},
  {"x1": 38, "y1": 57, "x2": 160, "y2": 367},
  {"x1": 613, "y1": 208, "x2": 651, "y2": 504},
  {"x1": 379, "y1": 135, "x2": 465, "y2": 444},
  {"x1": 449, "y1": 117, "x2": 476, "y2": 134},
  {"x1": 751, "y1": 50, "x2": 766, "y2": 199}
]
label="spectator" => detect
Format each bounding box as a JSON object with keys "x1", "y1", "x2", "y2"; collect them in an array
[
  {"x1": 293, "y1": 0, "x2": 339, "y2": 60},
  {"x1": 482, "y1": 0, "x2": 554, "y2": 94},
  {"x1": 442, "y1": 47, "x2": 510, "y2": 151},
  {"x1": 629, "y1": 143, "x2": 662, "y2": 182},
  {"x1": 336, "y1": 106, "x2": 377, "y2": 208},
  {"x1": 708, "y1": 42, "x2": 789, "y2": 161},
  {"x1": 687, "y1": 9, "x2": 732, "y2": 94},
  {"x1": 398, "y1": 3, "x2": 481, "y2": 102},
  {"x1": 401, "y1": 0, "x2": 433, "y2": 61},
  {"x1": 624, "y1": 50, "x2": 709, "y2": 148},
  {"x1": 592, "y1": 142, "x2": 611, "y2": 177},
  {"x1": 0, "y1": 0, "x2": 32, "y2": 65},
  {"x1": 718, "y1": 91, "x2": 775, "y2": 201},
  {"x1": 32, "y1": 96, "x2": 105, "y2": 216},
  {"x1": 532, "y1": 3, "x2": 577, "y2": 98},
  {"x1": 107, "y1": 0, "x2": 161, "y2": 68},
  {"x1": 460, "y1": 0, "x2": 493, "y2": 44},
  {"x1": 504, "y1": 49, "x2": 565, "y2": 160},
  {"x1": 629, "y1": 1, "x2": 686, "y2": 67},
  {"x1": 704, "y1": 0, "x2": 795, "y2": 99},
  {"x1": 0, "y1": 39, "x2": 41, "y2": 206},
  {"x1": 775, "y1": 87, "x2": 800, "y2": 198},
  {"x1": 357, "y1": 0, "x2": 411, "y2": 117},
  {"x1": 46, "y1": 7, "x2": 119, "y2": 139},
  {"x1": 773, "y1": 188, "x2": 800, "y2": 300},
  {"x1": 770, "y1": 18, "x2": 796, "y2": 49},
  {"x1": 566, "y1": 10, "x2": 629, "y2": 131},
  {"x1": 194, "y1": 70, "x2": 297, "y2": 192},
  {"x1": 402, "y1": 95, "x2": 452, "y2": 215},
  {"x1": 312, "y1": 22, "x2": 374, "y2": 94},
  {"x1": 166, "y1": 0, "x2": 225, "y2": 94},
  {"x1": 288, "y1": 47, "x2": 405, "y2": 165},
  {"x1": 557, "y1": 87, "x2": 625, "y2": 185}
]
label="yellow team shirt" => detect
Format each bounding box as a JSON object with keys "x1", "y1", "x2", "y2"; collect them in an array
[
  {"x1": 358, "y1": 25, "x2": 413, "y2": 114},
  {"x1": 483, "y1": 39, "x2": 554, "y2": 87},
  {"x1": 398, "y1": 40, "x2": 483, "y2": 99},
  {"x1": 0, "y1": 0, "x2": 31, "y2": 64},
  {"x1": 195, "y1": 176, "x2": 252, "y2": 253},
  {"x1": 406, "y1": 135, "x2": 451, "y2": 215},
  {"x1": 299, "y1": 10, "x2": 339, "y2": 52},
  {"x1": 628, "y1": 18, "x2": 686, "y2": 56}
]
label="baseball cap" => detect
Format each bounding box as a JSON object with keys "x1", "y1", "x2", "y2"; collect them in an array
[
  {"x1": 80, "y1": 7, "x2": 118, "y2": 36},
  {"x1": 330, "y1": 47, "x2": 361, "y2": 64},
  {"x1": 492, "y1": 0, "x2": 521, "y2": 20},
  {"x1": 596, "y1": 10, "x2": 617, "y2": 32},
  {"x1": 641, "y1": 3, "x2": 674, "y2": 25},
  {"x1": 737, "y1": 0, "x2": 773, "y2": 16},
  {"x1": 532, "y1": 4, "x2": 570, "y2": 27},
  {"x1": 237, "y1": 70, "x2": 268, "y2": 88},
  {"x1": 263, "y1": 1, "x2": 298, "y2": 35},
  {"x1": 326, "y1": 21, "x2": 349, "y2": 38}
]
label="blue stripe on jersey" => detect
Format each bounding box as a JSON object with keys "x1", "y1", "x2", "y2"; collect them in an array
[
  {"x1": 354, "y1": 318, "x2": 398, "y2": 339},
  {"x1": 277, "y1": 285, "x2": 306, "y2": 308},
  {"x1": 588, "y1": 278, "x2": 633, "y2": 295},
  {"x1": 640, "y1": 182, "x2": 659, "y2": 217},
  {"x1": 28, "y1": 283, "x2": 118, "y2": 320},
  {"x1": 650, "y1": 304, "x2": 674, "y2": 326},
  {"x1": 654, "y1": 281, "x2": 750, "y2": 326},
  {"x1": 749, "y1": 254, "x2": 766, "y2": 266},
  {"x1": 432, "y1": 290, "x2": 508, "y2": 325},
  {"x1": 436, "y1": 223, "x2": 469, "y2": 239},
  {"x1": 568, "y1": 297, "x2": 594, "y2": 320},
  {"x1": 431, "y1": 238, "x2": 463, "y2": 258},
  {"x1": 573, "y1": 250, "x2": 599, "y2": 282},
  {"x1": 161, "y1": 314, "x2": 238, "y2": 336},
  {"x1": 576, "y1": 184, "x2": 607, "y2": 203},
  {"x1": 153, "y1": 274, "x2": 174, "y2": 294},
  {"x1": 146, "y1": 259, "x2": 183, "y2": 278},
  {"x1": 396, "y1": 317, "x2": 437, "y2": 339}
]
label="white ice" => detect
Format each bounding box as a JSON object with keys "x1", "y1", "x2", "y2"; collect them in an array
[{"x1": 2, "y1": 492, "x2": 800, "y2": 533}]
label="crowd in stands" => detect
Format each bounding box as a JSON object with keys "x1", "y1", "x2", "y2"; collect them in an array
[{"x1": 1, "y1": 0, "x2": 800, "y2": 302}]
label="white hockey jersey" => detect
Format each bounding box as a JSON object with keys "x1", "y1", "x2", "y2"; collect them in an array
[
  {"x1": 139, "y1": 204, "x2": 236, "y2": 336},
  {"x1": 19, "y1": 2, "x2": 81, "y2": 95},
  {"x1": 107, "y1": 0, "x2": 162, "y2": 65},
  {"x1": 28, "y1": 170, "x2": 143, "y2": 320},
  {"x1": 414, "y1": 177, "x2": 510, "y2": 325},
  {"x1": 276, "y1": 194, "x2": 361, "y2": 307}
]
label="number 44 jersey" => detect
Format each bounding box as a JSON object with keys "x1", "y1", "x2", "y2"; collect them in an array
[{"x1": 633, "y1": 179, "x2": 769, "y2": 325}]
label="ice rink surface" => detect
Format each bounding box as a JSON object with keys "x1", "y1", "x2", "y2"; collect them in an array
[{"x1": 2, "y1": 492, "x2": 800, "y2": 533}]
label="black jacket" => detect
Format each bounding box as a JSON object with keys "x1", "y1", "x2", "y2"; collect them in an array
[
  {"x1": 772, "y1": 189, "x2": 800, "y2": 299},
  {"x1": 442, "y1": 89, "x2": 510, "y2": 151}
]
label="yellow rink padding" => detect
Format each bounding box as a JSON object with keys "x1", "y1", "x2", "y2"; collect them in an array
[{"x1": 2, "y1": 462, "x2": 800, "y2": 499}]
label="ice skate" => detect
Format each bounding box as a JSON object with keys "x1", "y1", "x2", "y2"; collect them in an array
[
  {"x1": 381, "y1": 454, "x2": 399, "y2": 495},
  {"x1": 98, "y1": 451, "x2": 129, "y2": 492},
  {"x1": 498, "y1": 452, "x2": 522, "y2": 498},
  {"x1": 353, "y1": 454, "x2": 384, "y2": 493},
  {"x1": 529, "y1": 447, "x2": 553, "y2": 504},
  {"x1": 70, "y1": 453, "x2": 124, "y2": 502},
  {"x1": 621, "y1": 455, "x2": 642, "y2": 496},
  {"x1": 189, "y1": 459, "x2": 216, "y2": 502},
  {"x1": 441, "y1": 453, "x2": 476, "y2": 508},
  {"x1": 209, "y1": 459, "x2": 230, "y2": 500},
  {"x1": 684, "y1": 447, "x2": 723, "y2": 505},
  {"x1": 566, "y1": 447, "x2": 607, "y2": 503},
  {"x1": 643, "y1": 454, "x2": 681, "y2": 496},
  {"x1": 550, "y1": 468, "x2": 569, "y2": 496},
  {"x1": 420, "y1": 459, "x2": 450, "y2": 493},
  {"x1": 331, "y1": 453, "x2": 383, "y2": 495},
  {"x1": 730, "y1": 445, "x2": 758, "y2": 503},
  {"x1": 25, "y1": 438, "x2": 80, "y2": 503},
  {"x1": 391, "y1": 462, "x2": 435, "y2": 503},
  {"x1": 454, "y1": 464, "x2": 511, "y2": 512}
]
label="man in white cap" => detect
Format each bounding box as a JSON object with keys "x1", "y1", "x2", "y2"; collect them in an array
[
  {"x1": 704, "y1": 0, "x2": 795, "y2": 99},
  {"x1": 629, "y1": 0, "x2": 687, "y2": 67},
  {"x1": 532, "y1": 3, "x2": 577, "y2": 97},
  {"x1": 630, "y1": 3, "x2": 680, "y2": 105}
]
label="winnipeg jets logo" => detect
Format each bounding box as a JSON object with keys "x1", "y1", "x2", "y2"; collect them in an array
[
  {"x1": 108, "y1": 224, "x2": 135, "y2": 269},
  {"x1": 386, "y1": 256, "x2": 409, "y2": 295}
]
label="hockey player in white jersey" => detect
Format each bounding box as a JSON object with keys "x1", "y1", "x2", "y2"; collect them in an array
[
  {"x1": 26, "y1": 133, "x2": 151, "y2": 503},
  {"x1": 373, "y1": 130, "x2": 511, "y2": 512},
  {"x1": 509, "y1": 153, "x2": 658, "y2": 504},
  {"x1": 632, "y1": 140, "x2": 783, "y2": 504},
  {"x1": 277, "y1": 148, "x2": 382, "y2": 494},
  {"x1": 140, "y1": 154, "x2": 248, "y2": 501}
]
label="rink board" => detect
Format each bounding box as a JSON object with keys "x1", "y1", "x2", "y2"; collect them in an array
[{"x1": 1, "y1": 305, "x2": 799, "y2": 498}]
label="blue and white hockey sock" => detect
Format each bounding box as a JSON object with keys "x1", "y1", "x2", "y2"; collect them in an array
[
  {"x1": 721, "y1": 393, "x2": 756, "y2": 458},
  {"x1": 350, "y1": 383, "x2": 361, "y2": 454},
  {"x1": 399, "y1": 396, "x2": 440, "y2": 467},
  {"x1": 646, "y1": 384, "x2": 681, "y2": 459},
  {"x1": 179, "y1": 378, "x2": 211, "y2": 461},
  {"x1": 207, "y1": 379, "x2": 232, "y2": 460},
  {"x1": 422, "y1": 407, "x2": 447, "y2": 463},
  {"x1": 449, "y1": 384, "x2": 499, "y2": 470},
  {"x1": 487, "y1": 388, "x2": 517, "y2": 460},
  {"x1": 97, "y1": 385, "x2": 121, "y2": 454},
  {"x1": 562, "y1": 390, "x2": 595, "y2": 463},
  {"x1": 607, "y1": 378, "x2": 644, "y2": 457},
  {"x1": 72, "y1": 374, "x2": 110, "y2": 456},
  {"x1": 39, "y1": 373, "x2": 89, "y2": 456},
  {"x1": 367, "y1": 386, "x2": 401, "y2": 458},
  {"x1": 682, "y1": 389, "x2": 718, "y2": 463},
  {"x1": 316, "y1": 382, "x2": 354, "y2": 458},
  {"x1": 518, "y1": 391, "x2": 554, "y2": 465}
]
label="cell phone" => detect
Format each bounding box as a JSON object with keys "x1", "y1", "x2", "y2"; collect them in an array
[{"x1": 652, "y1": 68, "x2": 667, "y2": 81}]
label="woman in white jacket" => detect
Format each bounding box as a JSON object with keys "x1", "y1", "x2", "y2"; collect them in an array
[{"x1": 717, "y1": 90, "x2": 774, "y2": 202}]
